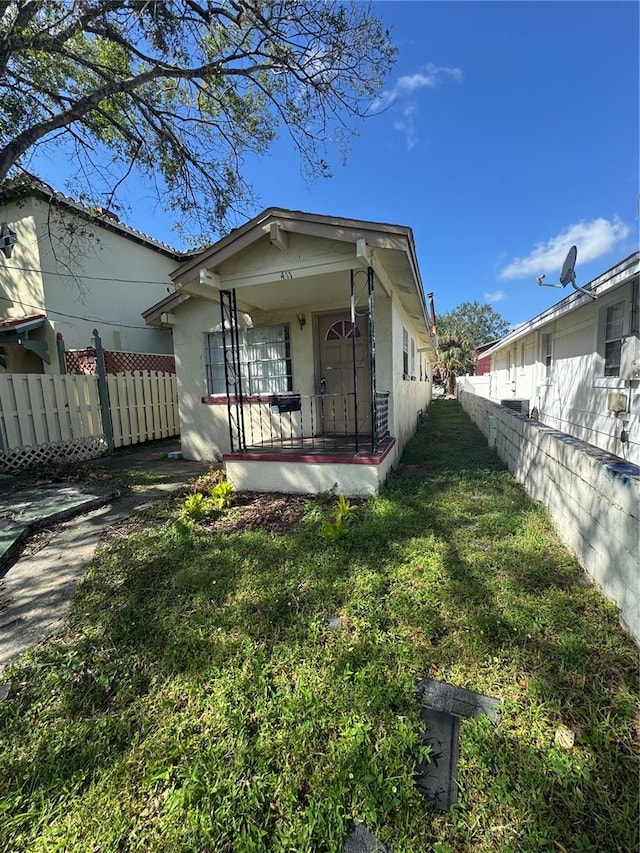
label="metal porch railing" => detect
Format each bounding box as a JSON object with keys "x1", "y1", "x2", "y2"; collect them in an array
[{"x1": 236, "y1": 392, "x2": 391, "y2": 455}]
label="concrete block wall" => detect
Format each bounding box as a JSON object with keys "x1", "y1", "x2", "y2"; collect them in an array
[{"x1": 458, "y1": 386, "x2": 640, "y2": 643}]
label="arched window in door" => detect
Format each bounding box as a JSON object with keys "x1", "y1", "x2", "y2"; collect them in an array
[{"x1": 325, "y1": 320, "x2": 362, "y2": 341}]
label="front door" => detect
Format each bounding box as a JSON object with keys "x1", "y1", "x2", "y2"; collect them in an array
[{"x1": 317, "y1": 312, "x2": 371, "y2": 435}]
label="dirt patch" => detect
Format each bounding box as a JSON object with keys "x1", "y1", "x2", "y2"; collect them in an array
[{"x1": 208, "y1": 493, "x2": 314, "y2": 536}]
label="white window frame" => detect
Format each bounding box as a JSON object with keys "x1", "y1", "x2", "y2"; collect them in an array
[
  {"x1": 541, "y1": 331, "x2": 553, "y2": 384},
  {"x1": 204, "y1": 324, "x2": 292, "y2": 396},
  {"x1": 594, "y1": 292, "x2": 631, "y2": 388},
  {"x1": 603, "y1": 300, "x2": 625, "y2": 377}
]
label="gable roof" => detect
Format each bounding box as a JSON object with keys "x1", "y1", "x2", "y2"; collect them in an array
[
  {"x1": 483, "y1": 251, "x2": 640, "y2": 358},
  {"x1": 145, "y1": 207, "x2": 435, "y2": 343},
  {"x1": 170, "y1": 206, "x2": 422, "y2": 282},
  {"x1": 0, "y1": 170, "x2": 194, "y2": 261}
]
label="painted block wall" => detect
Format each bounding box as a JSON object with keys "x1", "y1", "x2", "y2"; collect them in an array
[{"x1": 458, "y1": 384, "x2": 640, "y2": 643}]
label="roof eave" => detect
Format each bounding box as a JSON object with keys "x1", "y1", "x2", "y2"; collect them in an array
[{"x1": 484, "y1": 252, "x2": 640, "y2": 358}]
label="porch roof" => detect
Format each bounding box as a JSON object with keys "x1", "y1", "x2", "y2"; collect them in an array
[
  {"x1": 0, "y1": 313, "x2": 46, "y2": 334},
  {"x1": 143, "y1": 207, "x2": 437, "y2": 355}
]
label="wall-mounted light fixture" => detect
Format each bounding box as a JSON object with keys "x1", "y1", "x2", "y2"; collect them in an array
[{"x1": 297, "y1": 313, "x2": 306, "y2": 330}]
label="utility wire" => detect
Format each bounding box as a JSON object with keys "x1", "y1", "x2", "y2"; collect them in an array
[
  {"x1": 0, "y1": 292, "x2": 166, "y2": 331},
  {"x1": 0, "y1": 263, "x2": 174, "y2": 286}
]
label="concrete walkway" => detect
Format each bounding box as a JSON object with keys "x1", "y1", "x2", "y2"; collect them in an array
[{"x1": 0, "y1": 444, "x2": 210, "y2": 674}]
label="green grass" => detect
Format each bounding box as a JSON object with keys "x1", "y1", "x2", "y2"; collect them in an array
[{"x1": 0, "y1": 400, "x2": 637, "y2": 852}]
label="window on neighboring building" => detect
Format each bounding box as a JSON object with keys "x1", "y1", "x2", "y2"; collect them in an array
[
  {"x1": 520, "y1": 342, "x2": 525, "y2": 371},
  {"x1": 205, "y1": 325, "x2": 292, "y2": 396},
  {"x1": 542, "y1": 332, "x2": 552, "y2": 380},
  {"x1": 402, "y1": 327, "x2": 409, "y2": 377},
  {"x1": 604, "y1": 300, "x2": 625, "y2": 376},
  {"x1": 410, "y1": 337, "x2": 416, "y2": 379}
]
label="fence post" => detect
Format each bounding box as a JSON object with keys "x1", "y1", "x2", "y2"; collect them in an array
[
  {"x1": 56, "y1": 332, "x2": 67, "y2": 374},
  {"x1": 92, "y1": 328, "x2": 114, "y2": 451}
]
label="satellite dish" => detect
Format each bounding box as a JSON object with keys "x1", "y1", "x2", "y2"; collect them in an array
[
  {"x1": 559, "y1": 245, "x2": 577, "y2": 286},
  {"x1": 536, "y1": 245, "x2": 596, "y2": 300}
]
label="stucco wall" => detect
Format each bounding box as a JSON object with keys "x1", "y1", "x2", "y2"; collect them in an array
[
  {"x1": 390, "y1": 292, "x2": 432, "y2": 452},
  {"x1": 458, "y1": 384, "x2": 640, "y2": 643},
  {"x1": 32, "y1": 198, "x2": 177, "y2": 354},
  {"x1": 487, "y1": 281, "x2": 639, "y2": 465},
  {"x1": 0, "y1": 198, "x2": 51, "y2": 373},
  {"x1": 171, "y1": 280, "x2": 433, "y2": 464},
  {"x1": 1, "y1": 196, "x2": 178, "y2": 371}
]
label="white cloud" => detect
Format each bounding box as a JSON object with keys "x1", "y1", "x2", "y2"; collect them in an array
[
  {"x1": 370, "y1": 63, "x2": 462, "y2": 149},
  {"x1": 484, "y1": 289, "x2": 508, "y2": 303},
  {"x1": 499, "y1": 217, "x2": 630, "y2": 280},
  {"x1": 393, "y1": 104, "x2": 418, "y2": 151},
  {"x1": 371, "y1": 64, "x2": 463, "y2": 112}
]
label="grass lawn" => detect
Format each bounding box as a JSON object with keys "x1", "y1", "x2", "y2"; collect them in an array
[{"x1": 0, "y1": 399, "x2": 637, "y2": 852}]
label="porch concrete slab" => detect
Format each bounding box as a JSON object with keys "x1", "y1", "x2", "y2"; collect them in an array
[{"x1": 343, "y1": 822, "x2": 391, "y2": 853}]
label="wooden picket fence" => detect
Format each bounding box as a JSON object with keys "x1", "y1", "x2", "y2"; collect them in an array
[
  {"x1": 0, "y1": 371, "x2": 179, "y2": 472},
  {"x1": 107, "y1": 371, "x2": 179, "y2": 447}
]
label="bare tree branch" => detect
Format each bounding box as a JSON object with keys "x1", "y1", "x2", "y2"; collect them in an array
[{"x1": 1, "y1": 0, "x2": 396, "y2": 241}]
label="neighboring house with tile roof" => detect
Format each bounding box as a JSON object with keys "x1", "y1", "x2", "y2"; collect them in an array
[{"x1": 0, "y1": 171, "x2": 193, "y2": 373}]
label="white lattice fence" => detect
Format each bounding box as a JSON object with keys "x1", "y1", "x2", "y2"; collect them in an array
[
  {"x1": 107, "y1": 371, "x2": 179, "y2": 447},
  {"x1": 0, "y1": 374, "x2": 105, "y2": 472}
]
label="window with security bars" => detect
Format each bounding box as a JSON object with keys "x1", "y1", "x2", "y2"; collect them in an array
[
  {"x1": 402, "y1": 327, "x2": 409, "y2": 377},
  {"x1": 205, "y1": 325, "x2": 292, "y2": 395},
  {"x1": 604, "y1": 301, "x2": 625, "y2": 376}
]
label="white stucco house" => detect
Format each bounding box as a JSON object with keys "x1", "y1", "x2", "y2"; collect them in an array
[
  {"x1": 144, "y1": 208, "x2": 438, "y2": 496},
  {"x1": 479, "y1": 252, "x2": 640, "y2": 465},
  {"x1": 0, "y1": 171, "x2": 191, "y2": 374}
]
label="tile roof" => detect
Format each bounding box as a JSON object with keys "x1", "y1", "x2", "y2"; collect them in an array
[
  {"x1": 0, "y1": 313, "x2": 47, "y2": 331},
  {"x1": 0, "y1": 170, "x2": 193, "y2": 260}
]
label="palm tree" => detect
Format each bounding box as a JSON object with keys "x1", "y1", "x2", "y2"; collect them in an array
[{"x1": 436, "y1": 334, "x2": 475, "y2": 395}]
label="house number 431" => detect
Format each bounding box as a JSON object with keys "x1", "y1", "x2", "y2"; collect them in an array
[{"x1": 280, "y1": 270, "x2": 293, "y2": 279}]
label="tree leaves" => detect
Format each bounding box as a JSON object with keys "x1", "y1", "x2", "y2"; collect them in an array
[
  {"x1": 0, "y1": 0, "x2": 396, "y2": 242},
  {"x1": 436, "y1": 301, "x2": 511, "y2": 350}
]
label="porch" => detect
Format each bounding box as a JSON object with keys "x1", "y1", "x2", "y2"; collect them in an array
[{"x1": 221, "y1": 390, "x2": 396, "y2": 496}]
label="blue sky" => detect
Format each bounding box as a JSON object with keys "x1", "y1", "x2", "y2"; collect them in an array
[{"x1": 27, "y1": 1, "x2": 639, "y2": 328}]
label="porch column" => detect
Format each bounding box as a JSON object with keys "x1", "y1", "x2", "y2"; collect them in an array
[
  {"x1": 220, "y1": 289, "x2": 247, "y2": 453},
  {"x1": 350, "y1": 265, "x2": 377, "y2": 453}
]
